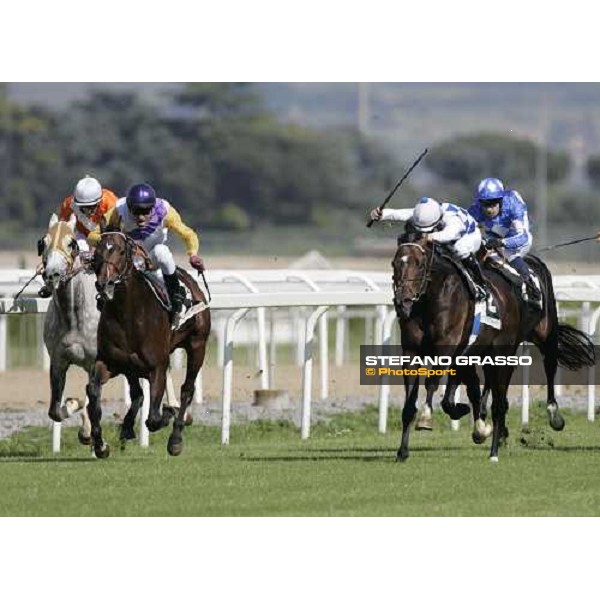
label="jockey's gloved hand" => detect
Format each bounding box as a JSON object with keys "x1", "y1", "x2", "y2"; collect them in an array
[
  {"x1": 189, "y1": 255, "x2": 205, "y2": 272},
  {"x1": 485, "y1": 237, "x2": 504, "y2": 249},
  {"x1": 370, "y1": 207, "x2": 383, "y2": 221}
]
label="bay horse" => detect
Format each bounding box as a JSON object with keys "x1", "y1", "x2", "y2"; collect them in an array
[
  {"x1": 88, "y1": 226, "x2": 211, "y2": 458},
  {"x1": 39, "y1": 214, "x2": 95, "y2": 444},
  {"x1": 392, "y1": 231, "x2": 594, "y2": 462}
]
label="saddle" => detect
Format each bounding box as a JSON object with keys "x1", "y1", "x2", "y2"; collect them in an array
[
  {"x1": 484, "y1": 254, "x2": 543, "y2": 311},
  {"x1": 140, "y1": 267, "x2": 208, "y2": 330},
  {"x1": 434, "y1": 246, "x2": 482, "y2": 301}
]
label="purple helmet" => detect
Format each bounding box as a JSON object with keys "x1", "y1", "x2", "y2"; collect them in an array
[{"x1": 126, "y1": 183, "x2": 156, "y2": 212}]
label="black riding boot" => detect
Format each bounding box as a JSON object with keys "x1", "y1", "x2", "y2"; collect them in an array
[
  {"x1": 461, "y1": 255, "x2": 488, "y2": 301},
  {"x1": 164, "y1": 273, "x2": 185, "y2": 317},
  {"x1": 510, "y1": 257, "x2": 541, "y2": 305}
]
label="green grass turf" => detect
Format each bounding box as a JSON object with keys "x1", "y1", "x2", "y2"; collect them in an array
[{"x1": 1, "y1": 405, "x2": 599, "y2": 516}]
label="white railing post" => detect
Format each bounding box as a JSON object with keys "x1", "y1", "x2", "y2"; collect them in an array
[
  {"x1": 269, "y1": 308, "x2": 277, "y2": 388},
  {"x1": 378, "y1": 311, "x2": 397, "y2": 434},
  {"x1": 319, "y1": 311, "x2": 329, "y2": 400},
  {"x1": 194, "y1": 369, "x2": 203, "y2": 405},
  {"x1": 0, "y1": 314, "x2": 7, "y2": 372},
  {"x1": 521, "y1": 343, "x2": 530, "y2": 425},
  {"x1": 221, "y1": 308, "x2": 250, "y2": 445},
  {"x1": 301, "y1": 306, "x2": 329, "y2": 439},
  {"x1": 140, "y1": 379, "x2": 150, "y2": 447},
  {"x1": 335, "y1": 305, "x2": 346, "y2": 366}
]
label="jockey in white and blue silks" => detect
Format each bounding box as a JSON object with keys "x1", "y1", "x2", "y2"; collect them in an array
[
  {"x1": 468, "y1": 177, "x2": 540, "y2": 304},
  {"x1": 370, "y1": 197, "x2": 488, "y2": 300}
]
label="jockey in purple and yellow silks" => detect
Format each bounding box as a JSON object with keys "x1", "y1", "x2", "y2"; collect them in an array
[{"x1": 89, "y1": 183, "x2": 204, "y2": 315}]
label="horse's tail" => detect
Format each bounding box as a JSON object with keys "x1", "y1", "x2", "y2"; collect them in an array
[
  {"x1": 557, "y1": 323, "x2": 596, "y2": 370},
  {"x1": 526, "y1": 255, "x2": 595, "y2": 369}
]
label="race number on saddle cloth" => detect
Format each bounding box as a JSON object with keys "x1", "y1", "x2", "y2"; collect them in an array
[
  {"x1": 371, "y1": 197, "x2": 489, "y2": 302},
  {"x1": 89, "y1": 183, "x2": 203, "y2": 320},
  {"x1": 468, "y1": 177, "x2": 542, "y2": 308}
]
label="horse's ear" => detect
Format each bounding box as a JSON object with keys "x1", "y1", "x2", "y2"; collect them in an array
[
  {"x1": 49, "y1": 213, "x2": 59, "y2": 228},
  {"x1": 67, "y1": 214, "x2": 77, "y2": 231},
  {"x1": 99, "y1": 217, "x2": 107, "y2": 234}
]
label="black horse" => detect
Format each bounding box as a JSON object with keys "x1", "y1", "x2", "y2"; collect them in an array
[
  {"x1": 392, "y1": 232, "x2": 594, "y2": 462},
  {"x1": 87, "y1": 227, "x2": 211, "y2": 458}
]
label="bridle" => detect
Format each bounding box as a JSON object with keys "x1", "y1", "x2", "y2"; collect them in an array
[
  {"x1": 94, "y1": 231, "x2": 135, "y2": 289},
  {"x1": 393, "y1": 240, "x2": 436, "y2": 303},
  {"x1": 41, "y1": 222, "x2": 84, "y2": 287}
]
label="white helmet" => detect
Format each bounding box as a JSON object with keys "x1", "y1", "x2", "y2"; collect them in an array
[
  {"x1": 73, "y1": 176, "x2": 102, "y2": 207},
  {"x1": 412, "y1": 197, "x2": 443, "y2": 232}
]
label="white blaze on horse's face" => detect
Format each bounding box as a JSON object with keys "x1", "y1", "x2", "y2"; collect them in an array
[{"x1": 45, "y1": 250, "x2": 69, "y2": 289}]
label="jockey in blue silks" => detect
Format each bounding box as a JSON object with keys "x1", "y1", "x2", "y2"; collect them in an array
[
  {"x1": 468, "y1": 177, "x2": 540, "y2": 305},
  {"x1": 370, "y1": 196, "x2": 488, "y2": 300}
]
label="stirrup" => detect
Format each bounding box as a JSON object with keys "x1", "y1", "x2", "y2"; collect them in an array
[{"x1": 474, "y1": 285, "x2": 488, "y2": 302}]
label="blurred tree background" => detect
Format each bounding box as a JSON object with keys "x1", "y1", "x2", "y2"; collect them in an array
[{"x1": 1, "y1": 82, "x2": 599, "y2": 257}]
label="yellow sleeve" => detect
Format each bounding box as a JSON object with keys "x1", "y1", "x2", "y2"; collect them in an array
[
  {"x1": 164, "y1": 206, "x2": 199, "y2": 256},
  {"x1": 87, "y1": 206, "x2": 120, "y2": 247}
]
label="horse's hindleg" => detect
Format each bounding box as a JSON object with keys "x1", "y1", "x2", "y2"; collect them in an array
[
  {"x1": 48, "y1": 362, "x2": 68, "y2": 422},
  {"x1": 168, "y1": 340, "x2": 206, "y2": 457},
  {"x1": 480, "y1": 384, "x2": 491, "y2": 422},
  {"x1": 86, "y1": 361, "x2": 111, "y2": 459},
  {"x1": 397, "y1": 375, "x2": 419, "y2": 462},
  {"x1": 462, "y1": 367, "x2": 491, "y2": 444},
  {"x1": 539, "y1": 338, "x2": 565, "y2": 431},
  {"x1": 488, "y1": 367, "x2": 512, "y2": 462},
  {"x1": 145, "y1": 366, "x2": 169, "y2": 433},
  {"x1": 78, "y1": 393, "x2": 92, "y2": 445},
  {"x1": 120, "y1": 376, "x2": 144, "y2": 446}
]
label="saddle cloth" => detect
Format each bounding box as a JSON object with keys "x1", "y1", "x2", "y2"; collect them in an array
[{"x1": 140, "y1": 269, "x2": 208, "y2": 331}]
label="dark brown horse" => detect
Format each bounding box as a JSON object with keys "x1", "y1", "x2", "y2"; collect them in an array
[
  {"x1": 87, "y1": 228, "x2": 210, "y2": 458},
  {"x1": 392, "y1": 232, "x2": 594, "y2": 462}
]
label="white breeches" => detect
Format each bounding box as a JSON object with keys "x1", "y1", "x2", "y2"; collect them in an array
[
  {"x1": 148, "y1": 243, "x2": 176, "y2": 276},
  {"x1": 449, "y1": 229, "x2": 482, "y2": 259},
  {"x1": 504, "y1": 234, "x2": 532, "y2": 262},
  {"x1": 75, "y1": 231, "x2": 90, "y2": 252}
]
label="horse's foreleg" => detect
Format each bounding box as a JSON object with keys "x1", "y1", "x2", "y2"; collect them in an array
[
  {"x1": 168, "y1": 340, "x2": 207, "y2": 457},
  {"x1": 145, "y1": 365, "x2": 168, "y2": 433},
  {"x1": 48, "y1": 362, "x2": 68, "y2": 423},
  {"x1": 86, "y1": 361, "x2": 110, "y2": 459},
  {"x1": 397, "y1": 375, "x2": 419, "y2": 462},
  {"x1": 440, "y1": 376, "x2": 470, "y2": 420},
  {"x1": 416, "y1": 377, "x2": 436, "y2": 431},
  {"x1": 488, "y1": 367, "x2": 512, "y2": 462},
  {"x1": 120, "y1": 376, "x2": 144, "y2": 446}
]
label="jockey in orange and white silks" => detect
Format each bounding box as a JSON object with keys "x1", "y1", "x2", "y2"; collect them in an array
[
  {"x1": 38, "y1": 176, "x2": 118, "y2": 298},
  {"x1": 370, "y1": 196, "x2": 488, "y2": 300},
  {"x1": 89, "y1": 183, "x2": 204, "y2": 315}
]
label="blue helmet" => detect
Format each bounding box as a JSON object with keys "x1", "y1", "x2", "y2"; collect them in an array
[
  {"x1": 126, "y1": 183, "x2": 156, "y2": 212},
  {"x1": 476, "y1": 178, "x2": 505, "y2": 203}
]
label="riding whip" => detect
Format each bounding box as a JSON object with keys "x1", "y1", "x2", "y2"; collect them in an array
[
  {"x1": 366, "y1": 147, "x2": 429, "y2": 228},
  {"x1": 10, "y1": 263, "x2": 44, "y2": 309},
  {"x1": 537, "y1": 235, "x2": 598, "y2": 252},
  {"x1": 199, "y1": 270, "x2": 211, "y2": 303}
]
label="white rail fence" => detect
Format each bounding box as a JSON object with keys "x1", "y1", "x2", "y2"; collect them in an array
[{"x1": 1, "y1": 269, "x2": 600, "y2": 452}]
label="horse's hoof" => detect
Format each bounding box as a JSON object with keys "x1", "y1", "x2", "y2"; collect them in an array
[
  {"x1": 119, "y1": 424, "x2": 136, "y2": 441},
  {"x1": 396, "y1": 450, "x2": 409, "y2": 463},
  {"x1": 48, "y1": 410, "x2": 63, "y2": 423},
  {"x1": 78, "y1": 430, "x2": 92, "y2": 446},
  {"x1": 548, "y1": 413, "x2": 565, "y2": 431},
  {"x1": 184, "y1": 412, "x2": 193, "y2": 426},
  {"x1": 94, "y1": 444, "x2": 110, "y2": 459},
  {"x1": 145, "y1": 418, "x2": 162, "y2": 433},
  {"x1": 472, "y1": 431, "x2": 486, "y2": 445},
  {"x1": 441, "y1": 400, "x2": 470, "y2": 420},
  {"x1": 167, "y1": 437, "x2": 183, "y2": 456},
  {"x1": 489, "y1": 456, "x2": 499, "y2": 463},
  {"x1": 415, "y1": 415, "x2": 433, "y2": 431}
]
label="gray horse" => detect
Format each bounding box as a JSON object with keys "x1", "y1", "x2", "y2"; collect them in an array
[{"x1": 39, "y1": 214, "x2": 96, "y2": 444}]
